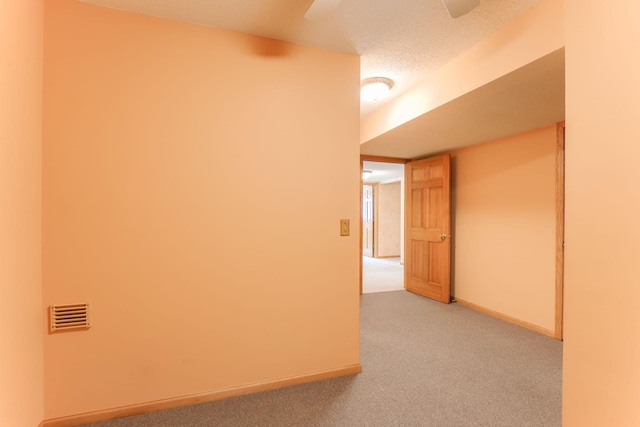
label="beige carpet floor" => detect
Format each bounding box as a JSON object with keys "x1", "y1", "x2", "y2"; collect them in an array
[{"x1": 362, "y1": 256, "x2": 404, "y2": 294}]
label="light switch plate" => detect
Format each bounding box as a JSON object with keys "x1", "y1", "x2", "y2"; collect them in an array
[{"x1": 340, "y1": 219, "x2": 350, "y2": 236}]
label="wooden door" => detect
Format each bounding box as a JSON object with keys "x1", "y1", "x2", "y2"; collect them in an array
[
  {"x1": 362, "y1": 184, "x2": 374, "y2": 257},
  {"x1": 405, "y1": 154, "x2": 451, "y2": 303}
]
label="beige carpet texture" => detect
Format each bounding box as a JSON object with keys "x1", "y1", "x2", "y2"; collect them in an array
[{"x1": 362, "y1": 256, "x2": 404, "y2": 294}]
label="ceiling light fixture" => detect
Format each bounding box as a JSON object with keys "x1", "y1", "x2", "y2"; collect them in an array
[
  {"x1": 361, "y1": 77, "x2": 394, "y2": 103},
  {"x1": 362, "y1": 170, "x2": 373, "y2": 180}
]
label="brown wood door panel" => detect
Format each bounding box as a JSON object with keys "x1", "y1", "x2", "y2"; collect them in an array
[{"x1": 405, "y1": 154, "x2": 451, "y2": 303}]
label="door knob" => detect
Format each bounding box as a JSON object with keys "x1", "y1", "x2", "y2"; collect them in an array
[{"x1": 440, "y1": 234, "x2": 447, "y2": 240}]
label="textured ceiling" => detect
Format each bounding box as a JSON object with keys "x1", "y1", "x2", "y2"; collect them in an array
[
  {"x1": 75, "y1": 0, "x2": 543, "y2": 117},
  {"x1": 363, "y1": 161, "x2": 404, "y2": 183}
]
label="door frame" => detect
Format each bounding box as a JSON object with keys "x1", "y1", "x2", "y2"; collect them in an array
[
  {"x1": 362, "y1": 182, "x2": 378, "y2": 258},
  {"x1": 555, "y1": 122, "x2": 565, "y2": 340},
  {"x1": 360, "y1": 155, "x2": 410, "y2": 295}
]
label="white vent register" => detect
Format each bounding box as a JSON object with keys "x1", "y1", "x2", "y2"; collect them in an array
[{"x1": 50, "y1": 303, "x2": 90, "y2": 332}]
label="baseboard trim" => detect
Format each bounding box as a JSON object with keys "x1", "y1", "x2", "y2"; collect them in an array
[
  {"x1": 454, "y1": 298, "x2": 555, "y2": 338},
  {"x1": 40, "y1": 363, "x2": 362, "y2": 427}
]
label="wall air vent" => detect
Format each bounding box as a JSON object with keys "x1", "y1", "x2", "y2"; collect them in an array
[{"x1": 50, "y1": 303, "x2": 90, "y2": 332}]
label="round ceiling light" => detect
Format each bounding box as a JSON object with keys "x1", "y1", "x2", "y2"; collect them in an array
[{"x1": 361, "y1": 77, "x2": 394, "y2": 103}]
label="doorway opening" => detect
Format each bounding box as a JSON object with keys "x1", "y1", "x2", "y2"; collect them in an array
[{"x1": 361, "y1": 160, "x2": 405, "y2": 294}]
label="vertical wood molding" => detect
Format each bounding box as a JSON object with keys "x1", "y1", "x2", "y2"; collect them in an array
[
  {"x1": 404, "y1": 161, "x2": 411, "y2": 297},
  {"x1": 555, "y1": 122, "x2": 565, "y2": 340},
  {"x1": 372, "y1": 183, "x2": 379, "y2": 257},
  {"x1": 359, "y1": 159, "x2": 363, "y2": 295}
]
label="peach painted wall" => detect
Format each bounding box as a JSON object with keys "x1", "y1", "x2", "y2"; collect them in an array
[
  {"x1": 452, "y1": 125, "x2": 557, "y2": 333},
  {"x1": 42, "y1": 0, "x2": 360, "y2": 419},
  {"x1": 563, "y1": 1, "x2": 640, "y2": 425},
  {"x1": 375, "y1": 182, "x2": 401, "y2": 257},
  {"x1": 0, "y1": 0, "x2": 44, "y2": 425},
  {"x1": 361, "y1": 0, "x2": 563, "y2": 144}
]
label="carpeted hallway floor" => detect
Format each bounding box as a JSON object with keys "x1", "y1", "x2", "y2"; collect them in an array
[
  {"x1": 362, "y1": 256, "x2": 404, "y2": 294},
  {"x1": 86, "y1": 291, "x2": 562, "y2": 427}
]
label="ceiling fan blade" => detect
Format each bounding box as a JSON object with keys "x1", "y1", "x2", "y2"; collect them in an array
[
  {"x1": 304, "y1": 0, "x2": 343, "y2": 21},
  {"x1": 441, "y1": 0, "x2": 480, "y2": 18}
]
